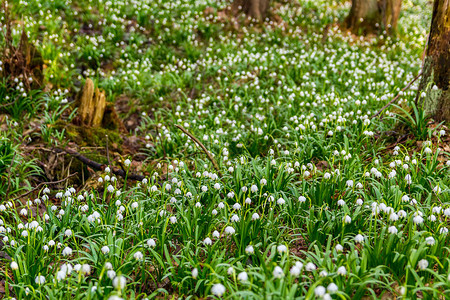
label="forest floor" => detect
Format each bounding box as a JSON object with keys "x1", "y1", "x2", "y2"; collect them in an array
[{"x1": 0, "y1": 0, "x2": 449, "y2": 299}]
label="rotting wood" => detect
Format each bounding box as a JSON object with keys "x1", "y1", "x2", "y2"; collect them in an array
[{"x1": 78, "y1": 78, "x2": 107, "y2": 127}]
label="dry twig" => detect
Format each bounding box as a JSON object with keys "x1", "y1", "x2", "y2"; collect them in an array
[
  {"x1": 12, "y1": 172, "x2": 78, "y2": 201},
  {"x1": 371, "y1": 71, "x2": 423, "y2": 119},
  {"x1": 175, "y1": 124, "x2": 222, "y2": 177}
]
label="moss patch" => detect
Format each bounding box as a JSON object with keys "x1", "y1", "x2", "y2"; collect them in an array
[{"x1": 54, "y1": 121, "x2": 123, "y2": 150}]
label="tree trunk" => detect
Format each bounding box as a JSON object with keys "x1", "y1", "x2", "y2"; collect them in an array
[
  {"x1": 418, "y1": 0, "x2": 450, "y2": 122},
  {"x1": 345, "y1": 0, "x2": 402, "y2": 35},
  {"x1": 232, "y1": 0, "x2": 270, "y2": 21}
]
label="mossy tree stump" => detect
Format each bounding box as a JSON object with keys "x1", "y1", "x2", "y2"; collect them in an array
[
  {"x1": 78, "y1": 78, "x2": 106, "y2": 127},
  {"x1": 76, "y1": 78, "x2": 126, "y2": 132}
]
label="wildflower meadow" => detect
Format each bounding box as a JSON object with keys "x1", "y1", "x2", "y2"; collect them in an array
[{"x1": 0, "y1": 0, "x2": 449, "y2": 299}]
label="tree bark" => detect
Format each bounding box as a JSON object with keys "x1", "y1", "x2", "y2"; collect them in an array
[
  {"x1": 345, "y1": 0, "x2": 402, "y2": 35},
  {"x1": 232, "y1": 0, "x2": 270, "y2": 21},
  {"x1": 75, "y1": 78, "x2": 126, "y2": 131},
  {"x1": 418, "y1": 0, "x2": 450, "y2": 122}
]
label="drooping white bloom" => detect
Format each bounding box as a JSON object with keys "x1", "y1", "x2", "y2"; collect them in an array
[
  {"x1": 343, "y1": 215, "x2": 351, "y2": 224},
  {"x1": 81, "y1": 264, "x2": 91, "y2": 275},
  {"x1": 337, "y1": 266, "x2": 347, "y2": 276},
  {"x1": 444, "y1": 208, "x2": 450, "y2": 216},
  {"x1": 35, "y1": 275, "x2": 46, "y2": 285},
  {"x1": 327, "y1": 283, "x2": 338, "y2": 293},
  {"x1": 147, "y1": 239, "x2": 156, "y2": 247},
  {"x1": 433, "y1": 185, "x2": 442, "y2": 194},
  {"x1": 245, "y1": 245, "x2": 254, "y2": 254},
  {"x1": 101, "y1": 246, "x2": 110, "y2": 254},
  {"x1": 413, "y1": 215, "x2": 424, "y2": 225},
  {"x1": 425, "y1": 236, "x2": 435, "y2": 245},
  {"x1": 354, "y1": 234, "x2": 364, "y2": 243},
  {"x1": 57, "y1": 270, "x2": 67, "y2": 281},
  {"x1": 418, "y1": 259, "x2": 429, "y2": 270},
  {"x1": 62, "y1": 247, "x2": 73, "y2": 256},
  {"x1": 10, "y1": 261, "x2": 18, "y2": 270},
  {"x1": 314, "y1": 286, "x2": 326, "y2": 297},
  {"x1": 237, "y1": 271, "x2": 248, "y2": 282},
  {"x1": 388, "y1": 226, "x2": 398, "y2": 235},
  {"x1": 227, "y1": 267, "x2": 235, "y2": 275},
  {"x1": 211, "y1": 283, "x2": 226, "y2": 296},
  {"x1": 277, "y1": 198, "x2": 286, "y2": 205},
  {"x1": 224, "y1": 226, "x2": 235, "y2": 235},
  {"x1": 398, "y1": 210, "x2": 407, "y2": 218},
  {"x1": 405, "y1": 174, "x2": 412, "y2": 184},
  {"x1": 134, "y1": 251, "x2": 143, "y2": 260},
  {"x1": 112, "y1": 275, "x2": 127, "y2": 289},
  {"x1": 107, "y1": 185, "x2": 114, "y2": 193},
  {"x1": 277, "y1": 244, "x2": 287, "y2": 254},
  {"x1": 290, "y1": 265, "x2": 301, "y2": 277},
  {"x1": 389, "y1": 213, "x2": 399, "y2": 221},
  {"x1": 107, "y1": 270, "x2": 116, "y2": 280},
  {"x1": 273, "y1": 266, "x2": 284, "y2": 278},
  {"x1": 192, "y1": 268, "x2": 198, "y2": 279},
  {"x1": 305, "y1": 262, "x2": 316, "y2": 271}
]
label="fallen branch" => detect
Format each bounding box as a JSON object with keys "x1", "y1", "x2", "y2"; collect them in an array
[
  {"x1": 175, "y1": 124, "x2": 222, "y2": 177},
  {"x1": 54, "y1": 148, "x2": 146, "y2": 181},
  {"x1": 0, "y1": 101, "x2": 16, "y2": 110},
  {"x1": 12, "y1": 172, "x2": 78, "y2": 201},
  {"x1": 371, "y1": 71, "x2": 423, "y2": 119}
]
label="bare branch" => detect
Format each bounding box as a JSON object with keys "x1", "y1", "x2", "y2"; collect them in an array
[{"x1": 175, "y1": 124, "x2": 222, "y2": 177}]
